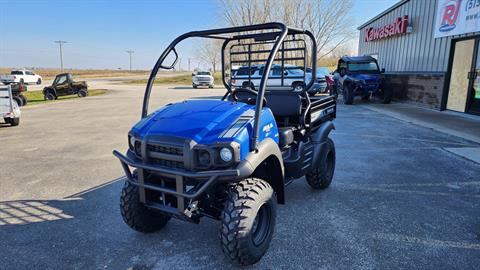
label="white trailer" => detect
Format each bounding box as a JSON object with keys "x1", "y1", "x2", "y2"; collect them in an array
[{"x1": 0, "y1": 85, "x2": 21, "y2": 126}]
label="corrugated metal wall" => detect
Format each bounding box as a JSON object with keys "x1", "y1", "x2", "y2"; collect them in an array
[{"x1": 358, "y1": 0, "x2": 479, "y2": 73}]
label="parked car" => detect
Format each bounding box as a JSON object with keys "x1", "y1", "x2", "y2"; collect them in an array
[
  {"x1": 333, "y1": 56, "x2": 391, "y2": 105},
  {"x1": 192, "y1": 71, "x2": 214, "y2": 88},
  {"x1": 306, "y1": 67, "x2": 331, "y2": 95},
  {"x1": 42, "y1": 73, "x2": 88, "y2": 100},
  {"x1": 113, "y1": 23, "x2": 337, "y2": 266},
  {"x1": 231, "y1": 64, "x2": 312, "y2": 91},
  {"x1": 0, "y1": 85, "x2": 21, "y2": 126},
  {"x1": 0, "y1": 69, "x2": 42, "y2": 85}
]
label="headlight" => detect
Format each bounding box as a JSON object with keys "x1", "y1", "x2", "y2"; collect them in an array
[
  {"x1": 219, "y1": 147, "x2": 233, "y2": 162},
  {"x1": 129, "y1": 135, "x2": 135, "y2": 150},
  {"x1": 198, "y1": 150, "x2": 211, "y2": 166}
]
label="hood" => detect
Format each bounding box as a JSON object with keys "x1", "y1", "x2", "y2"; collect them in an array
[
  {"x1": 349, "y1": 73, "x2": 380, "y2": 81},
  {"x1": 131, "y1": 99, "x2": 254, "y2": 144}
]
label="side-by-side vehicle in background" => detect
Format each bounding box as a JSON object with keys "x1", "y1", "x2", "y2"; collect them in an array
[
  {"x1": 333, "y1": 56, "x2": 391, "y2": 105},
  {"x1": 43, "y1": 73, "x2": 88, "y2": 100},
  {"x1": 113, "y1": 23, "x2": 337, "y2": 266}
]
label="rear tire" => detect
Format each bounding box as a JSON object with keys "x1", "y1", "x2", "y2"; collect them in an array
[
  {"x1": 77, "y1": 89, "x2": 88, "y2": 97},
  {"x1": 306, "y1": 137, "x2": 335, "y2": 189},
  {"x1": 19, "y1": 94, "x2": 27, "y2": 106},
  {"x1": 120, "y1": 180, "x2": 170, "y2": 233},
  {"x1": 342, "y1": 84, "x2": 353, "y2": 105},
  {"x1": 220, "y1": 178, "x2": 276, "y2": 266},
  {"x1": 292, "y1": 82, "x2": 305, "y2": 92},
  {"x1": 19, "y1": 79, "x2": 24, "y2": 84},
  {"x1": 381, "y1": 86, "x2": 392, "y2": 104},
  {"x1": 12, "y1": 96, "x2": 23, "y2": 107}
]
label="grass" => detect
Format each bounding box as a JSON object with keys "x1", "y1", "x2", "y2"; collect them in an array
[
  {"x1": 124, "y1": 72, "x2": 223, "y2": 85},
  {"x1": 24, "y1": 89, "x2": 108, "y2": 105}
]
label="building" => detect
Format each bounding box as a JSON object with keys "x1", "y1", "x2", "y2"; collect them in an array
[{"x1": 357, "y1": 0, "x2": 480, "y2": 116}]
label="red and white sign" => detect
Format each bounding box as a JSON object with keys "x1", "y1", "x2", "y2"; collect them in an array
[{"x1": 364, "y1": 15, "x2": 409, "y2": 42}]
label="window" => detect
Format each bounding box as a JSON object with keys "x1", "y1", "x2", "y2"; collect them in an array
[
  {"x1": 197, "y1": 71, "x2": 211, "y2": 76},
  {"x1": 54, "y1": 75, "x2": 68, "y2": 85},
  {"x1": 234, "y1": 67, "x2": 256, "y2": 76},
  {"x1": 25, "y1": 71, "x2": 34, "y2": 75},
  {"x1": 11, "y1": 71, "x2": 23, "y2": 75},
  {"x1": 348, "y1": 62, "x2": 379, "y2": 72}
]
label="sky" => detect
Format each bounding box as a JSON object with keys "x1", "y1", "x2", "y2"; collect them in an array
[{"x1": 0, "y1": 0, "x2": 398, "y2": 70}]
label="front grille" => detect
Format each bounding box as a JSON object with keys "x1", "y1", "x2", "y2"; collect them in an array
[
  {"x1": 197, "y1": 77, "x2": 211, "y2": 82},
  {"x1": 150, "y1": 158, "x2": 185, "y2": 169},
  {"x1": 147, "y1": 144, "x2": 183, "y2": 156},
  {"x1": 147, "y1": 142, "x2": 185, "y2": 169}
]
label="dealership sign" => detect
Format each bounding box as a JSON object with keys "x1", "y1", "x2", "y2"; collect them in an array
[
  {"x1": 364, "y1": 15, "x2": 409, "y2": 42},
  {"x1": 435, "y1": 0, "x2": 480, "y2": 38}
]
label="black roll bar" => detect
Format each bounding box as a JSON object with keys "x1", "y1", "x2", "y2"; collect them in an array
[{"x1": 141, "y1": 22, "x2": 316, "y2": 153}]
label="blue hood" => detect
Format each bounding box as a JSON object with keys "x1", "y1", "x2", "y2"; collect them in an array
[
  {"x1": 350, "y1": 73, "x2": 380, "y2": 81},
  {"x1": 131, "y1": 99, "x2": 254, "y2": 144}
]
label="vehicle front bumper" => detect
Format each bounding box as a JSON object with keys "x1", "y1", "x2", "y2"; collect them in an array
[{"x1": 113, "y1": 150, "x2": 242, "y2": 220}]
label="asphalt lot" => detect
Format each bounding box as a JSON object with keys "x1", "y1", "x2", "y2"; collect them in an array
[{"x1": 1, "y1": 80, "x2": 479, "y2": 269}]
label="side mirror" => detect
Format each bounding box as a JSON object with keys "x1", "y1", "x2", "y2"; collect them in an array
[
  {"x1": 192, "y1": 73, "x2": 195, "y2": 76},
  {"x1": 339, "y1": 69, "x2": 346, "y2": 77},
  {"x1": 284, "y1": 71, "x2": 288, "y2": 76},
  {"x1": 381, "y1": 68, "x2": 385, "y2": 73}
]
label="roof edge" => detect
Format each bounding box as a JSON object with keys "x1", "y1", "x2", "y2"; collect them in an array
[{"x1": 357, "y1": 0, "x2": 410, "y2": 30}]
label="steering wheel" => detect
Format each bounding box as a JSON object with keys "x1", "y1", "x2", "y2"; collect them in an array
[{"x1": 231, "y1": 88, "x2": 267, "y2": 106}]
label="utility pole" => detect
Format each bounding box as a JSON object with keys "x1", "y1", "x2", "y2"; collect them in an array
[
  {"x1": 126, "y1": 50, "x2": 135, "y2": 71},
  {"x1": 188, "y1": 58, "x2": 191, "y2": 71},
  {"x1": 54, "y1": 40, "x2": 67, "y2": 72}
]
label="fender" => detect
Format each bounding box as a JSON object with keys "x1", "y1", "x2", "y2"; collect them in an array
[
  {"x1": 236, "y1": 138, "x2": 286, "y2": 204},
  {"x1": 310, "y1": 120, "x2": 335, "y2": 171}
]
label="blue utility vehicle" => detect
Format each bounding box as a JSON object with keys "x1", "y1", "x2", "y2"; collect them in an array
[
  {"x1": 333, "y1": 56, "x2": 391, "y2": 105},
  {"x1": 113, "y1": 23, "x2": 337, "y2": 266}
]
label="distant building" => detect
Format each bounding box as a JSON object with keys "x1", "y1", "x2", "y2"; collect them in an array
[{"x1": 357, "y1": 0, "x2": 480, "y2": 115}]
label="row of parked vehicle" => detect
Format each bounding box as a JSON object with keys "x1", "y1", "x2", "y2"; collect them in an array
[
  {"x1": 1, "y1": 70, "x2": 89, "y2": 127},
  {"x1": 227, "y1": 56, "x2": 391, "y2": 105}
]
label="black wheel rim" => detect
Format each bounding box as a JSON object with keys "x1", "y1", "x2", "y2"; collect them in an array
[{"x1": 251, "y1": 203, "x2": 271, "y2": 246}]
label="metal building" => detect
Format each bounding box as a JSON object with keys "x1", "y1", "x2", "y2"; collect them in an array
[{"x1": 358, "y1": 0, "x2": 480, "y2": 115}]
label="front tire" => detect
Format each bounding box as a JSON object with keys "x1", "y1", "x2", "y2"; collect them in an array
[
  {"x1": 37, "y1": 78, "x2": 42, "y2": 85},
  {"x1": 44, "y1": 92, "x2": 55, "y2": 101},
  {"x1": 120, "y1": 180, "x2": 170, "y2": 233},
  {"x1": 220, "y1": 178, "x2": 276, "y2": 266},
  {"x1": 342, "y1": 84, "x2": 353, "y2": 105},
  {"x1": 306, "y1": 137, "x2": 335, "y2": 189}
]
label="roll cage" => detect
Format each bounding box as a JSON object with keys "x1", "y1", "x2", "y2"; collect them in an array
[{"x1": 142, "y1": 22, "x2": 317, "y2": 151}]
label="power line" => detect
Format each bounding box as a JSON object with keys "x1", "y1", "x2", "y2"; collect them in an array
[
  {"x1": 54, "y1": 40, "x2": 67, "y2": 72},
  {"x1": 126, "y1": 50, "x2": 135, "y2": 71}
]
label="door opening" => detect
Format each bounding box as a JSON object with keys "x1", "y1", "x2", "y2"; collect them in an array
[{"x1": 446, "y1": 39, "x2": 475, "y2": 112}]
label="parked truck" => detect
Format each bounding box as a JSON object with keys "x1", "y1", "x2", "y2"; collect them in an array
[{"x1": 0, "y1": 69, "x2": 42, "y2": 85}]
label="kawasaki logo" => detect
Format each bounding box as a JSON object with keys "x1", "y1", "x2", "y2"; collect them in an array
[{"x1": 364, "y1": 15, "x2": 409, "y2": 42}]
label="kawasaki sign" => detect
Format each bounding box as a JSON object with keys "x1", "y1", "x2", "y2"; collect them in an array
[{"x1": 364, "y1": 15, "x2": 409, "y2": 42}]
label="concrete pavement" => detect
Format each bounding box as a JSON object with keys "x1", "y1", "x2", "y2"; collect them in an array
[{"x1": 1, "y1": 81, "x2": 479, "y2": 269}]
